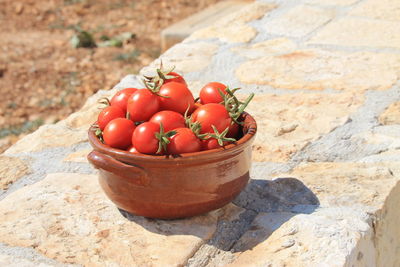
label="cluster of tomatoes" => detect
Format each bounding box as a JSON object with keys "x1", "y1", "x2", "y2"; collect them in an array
[{"x1": 94, "y1": 65, "x2": 253, "y2": 156}]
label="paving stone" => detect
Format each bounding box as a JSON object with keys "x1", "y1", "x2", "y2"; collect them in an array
[
  {"x1": 0, "y1": 173, "x2": 242, "y2": 266},
  {"x1": 4, "y1": 123, "x2": 87, "y2": 155},
  {"x1": 231, "y1": 38, "x2": 297, "y2": 58},
  {"x1": 273, "y1": 162, "x2": 400, "y2": 208},
  {"x1": 63, "y1": 149, "x2": 91, "y2": 163},
  {"x1": 349, "y1": 0, "x2": 400, "y2": 22},
  {"x1": 161, "y1": 0, "x2": 251, "y2": 51},
  {"x1": 247, "y1": 92, "x2": 364, "y2": 162},
  {"x1": 236, "y1": 48, "x2": 400, "y2": 91},
  {"x1": 229, "y1": 208, "x2": 376, "y2": 266},
  {"x1": 263, "y1": 5, "x2": 334, "y2": 38},
  {"x1": 0, "y1": 156, "x2": 30, "y2": 190},
  {"x1": 188, "y1": 2, "x2": 276, "y2": 43},
  {"x1": 305, "y1": 0, "x2": 359, "y2": 6},
  {"x1": 0, "y1": 253, "x2": 55, "y2": 267},
  {"x1": 308, "y1": 17, "x2": 400, "y2": 49},
  {"x1": 142, "y1": 42, "x2": 219, "y2": 75},
  {"x1": 379, "y1": 101, "x2": 400, "y2": 125}
]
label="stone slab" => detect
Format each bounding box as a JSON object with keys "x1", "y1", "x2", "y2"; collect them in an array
[
  {"x1": 379, "y1": 102, "x2": 400, "y2": 125},
  {"x1": 0, "y1": 156, "x2": 30, "y2": 190},
  {"x1": 308, "y1": 17, "x2": 400, "y2": 49},
  {"x1": 236, "y1": 48, "x2": 400, "y2": 91},
  {"x1": 246, "y1": 92, "x2": 364, "y2": 162},
  {"x1": 161, "y1": 0, "x2": 251, "y2": 51},
  {"x1": 0, "y1": 173, "x2": 242, "y2": 266},
  {"x1": 4, "y1": 123, "x2": 87, "y2": 155},
  {"x1": 263, "y1": 5, "x2": 334, "y2": 38},
  {"x1": 229, "y1": 208, "x2": 376, "y2": 267},
  {"x1": 305, "y1": 0, "x2": 359, "y2": 6},
  {"x1": 188, "y1": 2, "x2": 276, "y2": 43},
  {"x1": 142, "y1": 41, "x2": 219, "y2": 75},
  {"x1": 349, "y1": 0, "x2": 400, "y2": 22},
  {"x1": 273, "y1": 162, "x2": 400, "y2": 208}
]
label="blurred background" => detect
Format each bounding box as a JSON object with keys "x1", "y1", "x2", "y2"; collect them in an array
[{"x1": 0, "y1": 0, "x2": 222, "y2": 153}]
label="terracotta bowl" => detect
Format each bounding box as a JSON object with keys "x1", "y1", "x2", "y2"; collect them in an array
[{"x1": 87, "y1": 112, "x2": 257, "y2": 219}]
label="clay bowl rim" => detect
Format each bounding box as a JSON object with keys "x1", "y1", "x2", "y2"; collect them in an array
[{"x1": 88, "y1": 112, "x2": 257, "y2": 164}]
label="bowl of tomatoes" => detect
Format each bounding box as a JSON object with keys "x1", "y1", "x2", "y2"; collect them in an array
[{"x1": 87, "y1": 65, "x2": 257, "y2": 219}]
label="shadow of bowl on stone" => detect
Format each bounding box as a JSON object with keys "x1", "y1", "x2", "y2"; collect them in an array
[{"x1": 118, "y1": 177, "x2": 319, "y2": 253}]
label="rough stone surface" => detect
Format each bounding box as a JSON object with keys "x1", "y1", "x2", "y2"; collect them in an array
[
  {"x1": 273, "y1": 162, "x2": 400, "y2": 208},
  {"x1": 229, "y1": 208, "x2": 376, "y2": 267},
  {"x1": 236, "y1": 49, "x2": 400, "y2": 91},
  {"x1": 379, "y1": 102, "x2": 400, "y2": 125},
  {"x1": 349, "y1": 0, "x2": 400, "y2": 22},
  {"x1": 142, "y1": 41, "x2": 219, "y2": 74},
  {"x1": 263, "y1": 5, "x2": 334, "y2": 38},
  {"x1": 247, "y1": 92, "x2": 364, "y2": 162},
  {"x1": 232, "y1": 38, "x2": 297, "y2": 58},
  {"x1": 63, "y1": 149, "x2": 91, "y2": 163},
  {"x1": 0, "y1": 173, "x2": 242, "y2": 266},
  {"x1": 0, "y1": 253, "x2": 54, "y2": 267},
  {"x1": 308, "y1": 17, "x2": 400, "y2": 49},
  {"x1": 4, "y1": 123, "x2": 87, "y2": 155},
  {"x1": 189, "y1": 2, "x2": 276, "y2": 43},
  {"x1": 2, "y1": 0, "x2": 400, "y2": 266},
  {"x1": 305, "y1": 0, "x2": 359, "y2": 6},
  {"x1": 0, "y1": 156, "x2": 30, "y2": 190}
]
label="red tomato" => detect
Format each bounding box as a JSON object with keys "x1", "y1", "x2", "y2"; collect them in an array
[
  {"x1": 158, "y1": 82, "x2": 195, "y2": 114},
  {"x1": 201, "y1": 138, "x2": 229, "y2": 151},
  {"x1": 97, "y1": 106, "x2": 125, "y2": 130},
  {"x1": 191, "y1": 103, "x2": 232, "y2": 134},
  {"x1": 227, "y1": 122, "x2": 240, "y2": 138},
  {"x1": 127, "y1": 145, "x2": 139, "y2": 154},
  {"x1": 199, "y1": 82, "x2": 227, "y2": 104},
  {"x1": 149, "y1": 111, "x2": 185, "y2": 132},
  {"x1": 132, "y1": 122, "x2": 161, "y2": 154},
  {"x1": 110, "y1": 88, "x2": 138, "y2": 113},
  {"x1": 166, "y1": 72, "x2": 187, "y2": 86},
  {"x1": 127, "y1": 89, "x2": 160, "y2": 122},
  {"x1": 103, "y1": 118, "x2": 136, "y2": 149},
  {"x1": 167, "y1": 128, "x2": 201, "y2": 155}
]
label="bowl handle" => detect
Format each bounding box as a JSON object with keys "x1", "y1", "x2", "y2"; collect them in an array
[{"x1": 87, "y1": 151, "x2": 149, "y2": 186}]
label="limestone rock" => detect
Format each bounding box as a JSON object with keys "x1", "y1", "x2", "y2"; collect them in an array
[
  {"x1": 0, "y1": 173, "x2": 241, "y2": 266},
  {"x1": 0, "y1": 156, "x2": 30, "y2": 189},
  {"x1": 142, "y1": 42, "x2": 219, "y2": 74},
  {"x1": 0, "y1": 253, "x2": 55, "y2": 267},
  {"x1": 263, "y1": 5, "x2": 334, "y2": 37},
  {"x1": 305, "y1": 0, "x2": 359, "y2": 5},
  {"x1": 236, "y1": 48, "x2": 400, "y2": 91},
  {"x1": 231, "y1": 38, "x2": 297, "y2": 59},
  {"x1": 308, "y1": 17, "x2": 400, "y2": 49},
  {"x1": 229, "y1": 208, "x2": 376, "y2": 267},
  {"x1": 189, "y1": 2, "x2": 276, "y2": 43},
  {"x1": 379, "y1": 102, "x2": 400, "y2": 125},
  {"x1": 4, "y1": 123, "x2": 87, "y2": 155},
  {"x1": 63, "y1": 148, "x2": 91, "y2": 163},
  {"x1": 349, "y1": 0, "x2": 400, "y2": 22},
  {"x1": 274, "y1": 162, "x2": 400, "y2": 208},
  {"x1": 246, "y1": 92, "x2": 364, "y2": 162}
]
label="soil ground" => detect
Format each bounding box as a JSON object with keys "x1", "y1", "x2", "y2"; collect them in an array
[{"x1": 0, "y1": 0, "x2": 220, "y2": 152}]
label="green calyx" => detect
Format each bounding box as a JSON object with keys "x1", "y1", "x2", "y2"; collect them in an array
[
  {"x1": 142, "y1": 61, "x2": 176, "y2": 97},
  {"x1": 207, "y1": 125, "x2": 237, "y2": 146},
  {"x1": 93, "y1": 125, "x2": 104, "y2": 143},
  {"x1": 184, "y1": 106, "x2": 207, "y2": 140},
  {"x1": 220, "y1": 87, "x2": 254, "y2": 125},
  {"x1": 154, "y1": 123, "x2": 176, "y2": 154}
]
